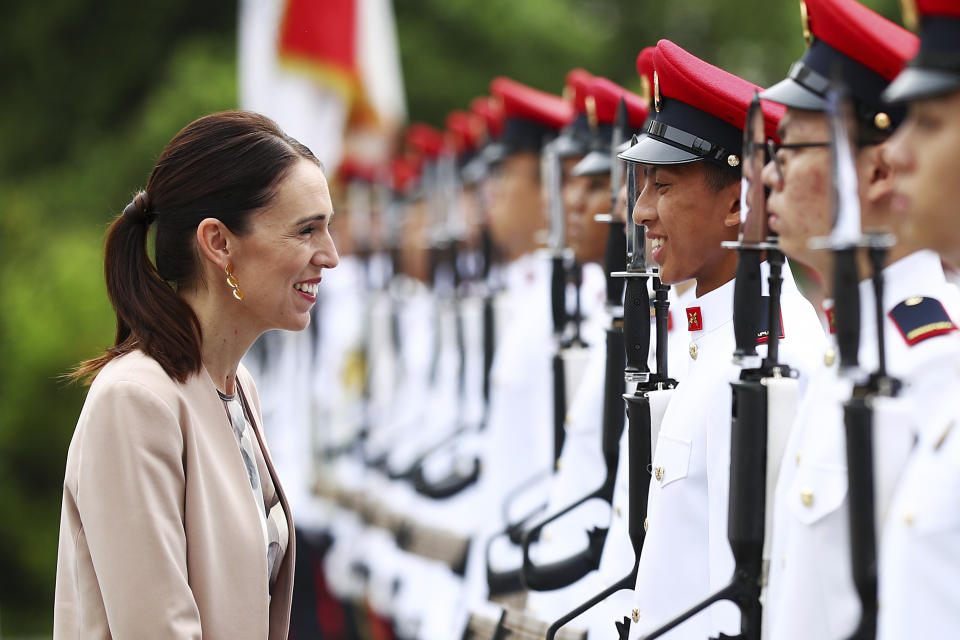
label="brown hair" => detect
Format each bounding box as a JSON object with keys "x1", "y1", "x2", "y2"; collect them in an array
[{"x1": 72, "y1": 110, "x2": 320, "y2": 384}]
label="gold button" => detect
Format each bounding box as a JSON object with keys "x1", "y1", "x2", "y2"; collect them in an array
[
  {"x1": 824, "y1": 348, "x2": 836, "y2": 367},
  {"x1": 565, "y1": 414, "x2": 573, "y2": 426},
  {"x1": 904, "y1": 511, "x2": 915, "y2": 527},
  {"x1": 615, "y1": 506, "x2": 622, "y2": 518},
  {"x1": 543, "y1": 531, "x2": 553, "y2": 542},
  {"x1": 655, "y1": 466, "x2": 664, "y2": 482},
  {"x1": 644, "y1": 517, "x2": 649, "y2": 532},
  {"x1": 801, "y1": 489, "x2": 814, "y2": 507},
  {"x1": 795, "y1": 452, "x2": 802, "y2": 466},
  {"x1": 632, "y1": 608, "x2": 640, "y2": 623},
  {"x1": 555, "y1": 459, "x2": 562, "y2": 472},
  {"x1": 689, "y1": 343, "x2": 699, "y2": 360}
]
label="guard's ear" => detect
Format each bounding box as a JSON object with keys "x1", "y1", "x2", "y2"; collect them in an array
[
  {"x1": 195, "y1": 218, "x2": 234, "y2": 273},
  {"x1": 723, "y1": 180, "x2": 742, "y2": 228}
]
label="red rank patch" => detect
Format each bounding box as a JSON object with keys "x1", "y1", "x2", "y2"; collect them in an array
[
  {"x1": 686, "y1": 306, "x2": 703, "y2": 332},
  {"x1": 825, "y1": 306, "x2": 836, "y2": 334}
]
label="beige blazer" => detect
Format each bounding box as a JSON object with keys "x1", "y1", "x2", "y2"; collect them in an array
[{"x1": 54, "y1": 350, "x2": 295, "y2": 639}]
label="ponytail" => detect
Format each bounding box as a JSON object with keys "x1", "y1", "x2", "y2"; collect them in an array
[{"x1": 70, "y1": 191, "x2": 202, "y2": 384}]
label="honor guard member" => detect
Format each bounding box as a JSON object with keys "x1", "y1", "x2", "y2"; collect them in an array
[
  {"x1": 759, "y1": 1, "x2": 960, "y2": 638},
  {"x1": 878, "y1": 2, "x2": 960, "y2": 637},
  {"x1": 460, "y1": 76, "x2": 574, "y2": 625},
  {"x1": 520, "y1": 76, "x2": 650, "y2": 633},
  {"x1": 586, "y1": 48, "x2": 695, "y2": 639},
  {"x1": 620, "y1": 39, "x2": 825, "y2": 639}
]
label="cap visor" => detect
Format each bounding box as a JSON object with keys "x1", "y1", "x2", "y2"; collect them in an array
[
  {"x1": 552, "y1": 132, "x2": 587, "y2": 158},
  {"x1": 572, "y1": 150, "x2": 611, "y2": 176},
  {"x1": 481, "y1": 143, "x2": 507, "y2": 166},
  {"x1": 614, "y1": 139, "x2": 633, "y2": 155},
  {"x1": 760, "y1": 77, "x2": 827, "y2": 111},
  {"x1": 883, "y1": 67, "x2": 960, "y2": 103},
  {"x1": 461, "y1": 154, "x2": 487, "y2": 185},
  {"x1": 617, "y1": 134, "x2": 700, "y2": 165}
]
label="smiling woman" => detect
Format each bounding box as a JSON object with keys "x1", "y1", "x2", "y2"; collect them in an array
[{"x1": 55, "y1": 111, "x2": 338, "y2": 640}]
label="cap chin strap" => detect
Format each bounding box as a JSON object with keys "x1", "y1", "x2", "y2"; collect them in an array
[{"x1": 644, "y1": 119, "x2": 734, "y2": 164}]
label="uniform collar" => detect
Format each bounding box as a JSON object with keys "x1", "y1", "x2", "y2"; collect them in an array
[
  {"x1": 686, "y1": 275, "x2": 736, "y2": 336},
  {"x1": 685, "y1": 259, "x2": 800, "y2": 337},
  {"x1": 858, "y1": 250, "x2": 947, "y2": 315}
]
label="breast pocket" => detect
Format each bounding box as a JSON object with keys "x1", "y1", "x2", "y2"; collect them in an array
[
  {"x1": 653, "y1": 433, "x2": 692, "y2": 488},
  {"x1": 787, "y1": 463, "x2": 848, "y2": 526},
  {"x1": 908, "y1": 454, "x2": 960, "y2": 535}
]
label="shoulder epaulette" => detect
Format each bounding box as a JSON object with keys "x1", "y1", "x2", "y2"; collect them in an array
[{"x1": 888, "y1": 296, "x2": 957, "y2": 346}]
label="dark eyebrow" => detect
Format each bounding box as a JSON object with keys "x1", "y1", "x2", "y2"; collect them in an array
[{"x1": 293, "y1": 212, "x2": 332, "y2": 226}]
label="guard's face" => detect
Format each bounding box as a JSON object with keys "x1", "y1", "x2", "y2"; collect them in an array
[
  {"x1": 230, "y1": 159, "x2": 339, "y2": 333},
  {"x1": 763, "y1": 108, "x2": 832, "y2": 270},
  {"x1": 886, "y1": 90, "x2": 960, "y2": 267},
  {"x1": 487, "y1": 151, "x2": 542, "y2": 259},
  {"x1": 564, "y1": 173, "x2": 610, "y2": 264},
  {"x1": 633, "y1": 162, "x2": 739, "y2": 290}
]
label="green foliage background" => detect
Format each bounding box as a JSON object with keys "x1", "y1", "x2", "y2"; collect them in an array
[{"x1": 0, "y1": 0, "x2": 900, "y2": 634}]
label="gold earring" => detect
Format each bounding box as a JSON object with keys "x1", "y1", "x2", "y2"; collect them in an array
[{"x1": 225, "y1": 262, "x2": 243, "y2": 301}]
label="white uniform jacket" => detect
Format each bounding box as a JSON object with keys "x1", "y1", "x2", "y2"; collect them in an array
[
  {"x1": 628, "y1": 262, "x2": 824, "y2": 640},
  {"x1": 766, "y1": 250, "x2": 960, "y2": 640}
]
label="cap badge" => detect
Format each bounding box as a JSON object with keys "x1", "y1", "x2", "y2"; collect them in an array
[
  {"x1": 898, "y1": 0, "x2": 919, "y2": 32},
  {"x1": 727, "y1": 154, "x2": 741, "y2": 167},
  {"x1": 585, "y1": 95, "x2": 598, "y2": 132},
  {"x1": 563, "y1": 85, "x2": 574, "y2": 105},
  {"x1": 874, "y1": 112, "x2": 892, "y2": 131},
  {"x1": 654, "y1": 71, "x2": 662, "y2": 113},
  {"x1": 640, "y1": 75, "x2": 652, "y2": 110},
  {"x1": 799, "y1": 0, "x2": 813, "y2": 46}
]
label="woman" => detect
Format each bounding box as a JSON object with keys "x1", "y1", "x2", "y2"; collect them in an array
[{"x1": 54, "y1": 111, "x2": 338, "y2": 639}]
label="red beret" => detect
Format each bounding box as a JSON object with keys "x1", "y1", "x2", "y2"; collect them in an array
[
  {"x1": 490, "y1": 76, "x2": 574, "y2": 130},
  {"x1": 405, "y1": 123, "x2": 447, "y2": 158}
]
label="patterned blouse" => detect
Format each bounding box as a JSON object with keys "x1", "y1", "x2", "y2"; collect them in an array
[{"x1": 218, "y1": 388, "x2": 288, "y2": 594}]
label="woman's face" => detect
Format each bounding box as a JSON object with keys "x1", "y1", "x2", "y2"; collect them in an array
[{"x1": 231, "y1": 159, "x2": 339, "y2": 333}]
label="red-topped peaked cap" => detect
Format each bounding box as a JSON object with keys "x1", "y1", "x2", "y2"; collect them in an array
[
  {"x1": 470, "y1": 96, "x2": 504, "y2": 141},
  {"x1": 620, "y1": 39, "x2": 784, "y2": 167},
  {"x1": 338, "y1": 156, "x2": 382, "y2": 183},
  {"x1": 490, "y1": 76, "x2": 574, "y2": 154},
  {"x1": 761, "y1": 0, "x2": 918, "y2": 133},
  {"x1": 555, "y1": 68, "x2": 595, "y2": 157},
  {"x1": 564, "y1": 68, "x2": 594, "y2": 114},
  {"x1": 885, "y1": 0, "x2": 960, "y2": 102},
  {"x1": 446, "y1": 110, "x2": 484, "y2": 156},
  {"x1": 635, "y1": 46, "x2": 657, "y2": 112},
  {"x1": 572, "y1": 76, "x2": 649, "y2": 177},
  {"x1": 405, "y1": 123, "x2": 447, "y2": 159},
  {"x1": 390, "y1": 156, "x2": 420, "y2": 194}
]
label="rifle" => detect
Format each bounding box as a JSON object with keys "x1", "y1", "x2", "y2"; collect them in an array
[
  {"x1": 810, "y1": 86, "x2": 900, "y2": 640},
  {"x1": 520, "y1": 98, "x2": 631, "y2": 592},
  {"x1": 639, "y1": 92, "x2": 797, "y2": 640}
]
